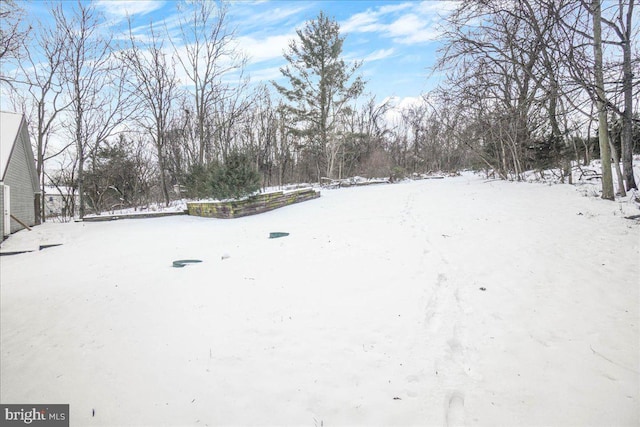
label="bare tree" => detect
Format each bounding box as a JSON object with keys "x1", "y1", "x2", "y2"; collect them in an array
[
  {"x1": 556, "y1": 0, "x2": 636, "y2": 195},
  {"x1": 600, "y1": 0, "x2": 637, "y2": 190},
  {"x1": 591, "y1": 0, "x2": 616, "y2": 199},
  {"x1": 341, "y1": 97, "x2": 392, "y2": 178},
  {"x1": 434, "y1": 0, "x2": 559, "y2": 180},
  {"x1": 57, "y1": 1, "x2": 134, "y2": 218},
  {"x1": 238, "y1": 85, "x2": 276, "y2": 186},
  {"x1": 210, "y1": 71, "x2": 253, "y2": 162},
  {"x1": 122, "y1": 21, "x2": 179, "y2": 206},
  {"x1": 432, "y1": 0, "x2": 636, "y2": 194},
  {"x1": 46, "y1": 152, "x2": 78, "y2": 223},
  {"x1": 173, "y1": 0, "x2": 244, "y2": 166},
  {"x1": 12, "y1": 4, "x2": 73, "y2": 222},
  {"x1": 0, "y1": 0, "x2": 31, "y2": 86}
]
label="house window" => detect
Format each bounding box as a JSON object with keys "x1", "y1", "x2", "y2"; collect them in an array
[{"x1": 49, "y1": 196, "x2": 54, "y2": 202}]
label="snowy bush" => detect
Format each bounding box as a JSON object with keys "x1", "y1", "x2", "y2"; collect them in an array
[
  {"x1": 184, "y1": 151, "x2": 261, "y2": 200},
  {"x1": 184, "y1": 163, "x2": 212, "y2": 199},
  {"x1": 209, "y1": 151, "x2": 261, "y2": 200}
]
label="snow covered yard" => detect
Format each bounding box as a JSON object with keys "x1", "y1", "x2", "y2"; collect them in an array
[{"x1": 1, "y1": 174, "x2": 638, "y2": 426}]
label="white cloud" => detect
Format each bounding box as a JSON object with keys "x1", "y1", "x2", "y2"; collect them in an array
[
  {"x1": 229, "y1": 3, "x2": 312, "y2": 33},
  {"x1": 363, "y1": 48, "x2": 395, "y2": 62},
  {"x1": 416, "y1": 1, "x2": 460, "y2": 15},
  {"x1": 248, "y1": 65, "x2": 283, "y2": 83},
  {"x1": 95, "y1": 0, "x2": 165, "y2": 19},
  {"x1": 341, "y1": 1, "x2": 455, "y2": 45},
  {"x1": 387, "y1": 14, "x2": 441, "y2": 44},
  {"x1": 230, "y1": 0, "x2": 269, "y2": 4},
  {"x1": 246, "y1": 5, "x2": 310, "y2": 25},
  {"x1": 387, "y1": 14, "x2": 422, "y2": 37},
  {"x1": 378, "y1": 3, "x2": 414, "y2": 15},
  {"x1": 236, "y1": 34, "x2": 292, "y2": 64},
  {"x1": 341, "y1": 10, "x2": 384, "y2": 34}
]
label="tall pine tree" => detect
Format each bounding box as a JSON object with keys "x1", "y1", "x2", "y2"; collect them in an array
[{"x1": 273, "y1": 11, "x2": 364, "y2": 180}]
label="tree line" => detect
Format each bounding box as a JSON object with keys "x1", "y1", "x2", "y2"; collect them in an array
[
  {"x1": 432, "y1": 0, "x2": 639, "y2": 199},
  {"x1": 0, "y1": 0, "x2": 637, "y2": 220}
]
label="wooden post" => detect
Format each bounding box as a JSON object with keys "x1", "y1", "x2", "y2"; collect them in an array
[{"x1": 10, "y1": 214, "x2": 32, "y2": 231}]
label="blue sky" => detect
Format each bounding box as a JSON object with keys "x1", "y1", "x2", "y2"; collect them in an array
[{"x1": 24, "y1": 0, "x2": 458, "y2": 103}]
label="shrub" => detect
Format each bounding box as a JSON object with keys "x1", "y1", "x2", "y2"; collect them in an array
[
  {"x1": 390, "y1": 165, "x2": 406, "y2": 182},
  {"x1": 209, "y1": 151, "x2": 261, "y2": 200},
  {"x1": 184, "y1": 163, "x2": 213, "y2": 199}
]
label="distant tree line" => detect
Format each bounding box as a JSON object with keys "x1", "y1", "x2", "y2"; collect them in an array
[{"x1": 0, "y1": 0, "x2": 637, "y2": 219}]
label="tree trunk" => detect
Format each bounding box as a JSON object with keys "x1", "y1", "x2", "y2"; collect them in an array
[
  {"x1": 34, "y1": 195, "x2": 41, "y2": 225},
  {"x1": 76, "y1": 106, "x2": 85, "y2": 218},
  {"x1": 500, "y1": 139, "x2": 508, "y2": 179},
  {"x1": 156, "y1": 132, "x2": 170, "y2": 206},
  {"x1": 609, "y1": 140, "x2": 626, "y2": 196},
  {"x1": 40, "y1": 170, "x2": 45, "y2": 222},
  {"x1": 77, "y1": 157, "x2": 85, "y2": 218},
  {"x1": 37, "y1": 133, "x2": 45, "y2": 223},
  {"x1": 592, "y1": 0, "x2": 615, "y2": 200},
  {"x1": 621, "y1": 1, "x2": 637, "y2": 190}
]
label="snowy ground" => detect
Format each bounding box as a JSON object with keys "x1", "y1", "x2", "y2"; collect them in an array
[{"x1": 1, "y1": 173, "x2": 639, "y2": 426}]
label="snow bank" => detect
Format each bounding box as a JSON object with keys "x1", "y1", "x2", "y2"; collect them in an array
[
  {"x1": 83, "y1": 199, "x2": 188, "y2": 219},
  {"x1": 1, "y1": 174, "x2": 638, "y2": 426}
]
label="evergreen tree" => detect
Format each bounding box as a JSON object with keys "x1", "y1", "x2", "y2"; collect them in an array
[
  {"x1": 84, "y1": 137, "x2": 138, "y2": 213},
  {"x1": 185, "y1": 150, "x2": 260, "y2": 200},
  {"x1": 273, "y1": 11, "x2": 364, "y2": 180},
  {"x1": 209, "y1": 151, "x2": 261, "y2": 200}
]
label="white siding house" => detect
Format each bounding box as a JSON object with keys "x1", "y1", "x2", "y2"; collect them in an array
[
  {"x1": 44, "y1": 185, "x2": 78, "y2": 218},
  {"x1": 1, "y1": 111, "x2": 40, "y2": 240}
]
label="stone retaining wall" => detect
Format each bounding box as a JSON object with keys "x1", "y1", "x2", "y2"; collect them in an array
[
  {"x1": 82, "y1": 211, "x2": 188, "y2": 222},
  {"x1": 187, "y1": 188, "x2": 320, "y2": 219}
]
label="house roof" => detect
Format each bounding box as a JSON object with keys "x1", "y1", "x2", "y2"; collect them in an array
[
  {"x1": 0, "y1": 111, "x2": 40, "y2": 193},
  {"x1": 0, "y1": 111, "x2": 24, "y2": 180}
]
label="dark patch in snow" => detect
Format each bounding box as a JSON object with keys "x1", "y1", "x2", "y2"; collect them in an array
[{"x1": 172, "y1": 259, "x2": 203, "y2": 268}]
